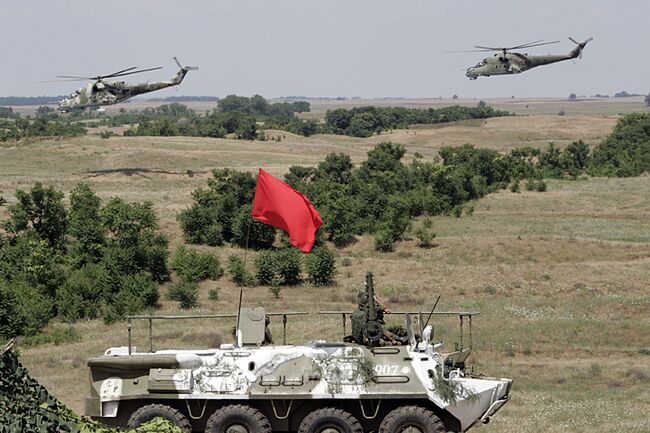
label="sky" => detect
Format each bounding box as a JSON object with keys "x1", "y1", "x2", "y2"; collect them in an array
[{"x1": 1, "y1": 0, "x2": 648, "y2": 99}]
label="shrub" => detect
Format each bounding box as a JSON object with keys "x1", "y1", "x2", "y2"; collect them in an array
[
  {"x1": 525, "y1": 178, "x2": 547, "y2": 192},
  {"x1": 103, "y1": 273, "x2": 159, "y2": 323},
  {"x1": 168, "y1": 279, "x2": 199, "y2": 309},
  {"x1": 305, "y1": 246, "x2": 336, "y2": 286},
  {"x1": 230, "y1": 205, "x2": 276, "y2": 249},
  {"x1": 68, "y1": 183, "x2": 105, "y2": 266},
  {"x1": 510, "y1": 180, "x2": 521, "y2": 193},
  {"x1": 254, "y1": 251, "x2": 277, "y2": 285},
  {"x1": 275, "y1": 248, "x2": 302, "y2": 285},
  {"x1": 177, "y1": 205, "x2": 222, "y2": 245},
  {"x1": 171, "y1": 246, "x2": 222, "y2": 282},
  {"x1": 254, "y1": 248, "x2": 301, "y2": 286},
  {"x1": 227, "y1": 255, "x2": 256, "y2": 286},
  {"x1": 269, "y1": 276, "x2": 282, "y2": 299},
  {"x1": 208, "y1": 287, "x2": 219, "y2": 301},
  {"x1": 101, "y1": 198, "x2": 170, "y2": 282},
  {"x1": 415, "y1": 226, "x2": 436, "y2": 248},
  {"x1": 374, "y1": 230, "x2": 395, "y2": 252},
  {"x1": 56, "y1": 264, "x2": 107, "y2": 322},
  {"x1": 5, "y1": 183, "x2": 68, "y2": 250},
  {"x1": 22, "y1": 326, "x2": 81, "y2": 347},
  {"x1": 0, "y1": 280, "x2": 54, "y2": 338}
]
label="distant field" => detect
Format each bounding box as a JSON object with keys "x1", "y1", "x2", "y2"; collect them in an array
[
  {"x1": 4, "y1": 109, "x2": 650, "y2": 433},
  {"x1": 7, "y1": 94, "x2": 650, "y2": 117}
]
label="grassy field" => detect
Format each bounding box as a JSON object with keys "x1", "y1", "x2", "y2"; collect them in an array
[{"x1": 3, "y1": 101, "x2": 650, "y2": 432}]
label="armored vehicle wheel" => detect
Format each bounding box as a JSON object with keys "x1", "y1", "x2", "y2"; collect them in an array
[
  {"x1": 205, "y1": 404, "x2": 271, "y2": 433},
  {"x1": 379, "y1": 406, "x2": 445, "y2": 433},
  {"x1": 126, "y1": 403, "x2": 192, "y2": 433},
  {"x1": 298, "y1": 407, "x2": 363, "y2": 433}
]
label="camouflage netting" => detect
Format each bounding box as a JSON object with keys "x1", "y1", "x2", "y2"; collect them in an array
[{"x1": 0, "y1": 340, "x2": 182, "y2": 433}]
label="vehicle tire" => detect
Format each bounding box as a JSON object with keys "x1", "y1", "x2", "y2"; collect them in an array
[
  {"x1": 205, "y1": 404, "x2": 271, "y2": 433},
  {"x1": 298, "y1": 407, "x2": 363, "y2": 433},
  {"x1": 126, "y1": 403, "x2": 192, "y2": 433},
  {"x1": 379, "y1": 406, "x2": 446, "y2": 433}
]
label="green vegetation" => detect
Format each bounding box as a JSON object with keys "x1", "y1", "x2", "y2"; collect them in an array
[
  {"x1": 324, "y1": 104, "x2": 512, "y2": 137},
  {"x1": 0, "y1": 183, "x2": 169, "y2": 338},
  {"x1": 305, "y1": 246, "x2": 336, "y2": 286},
  {"x1": 171, "y1": 246, "x2": 222, "y2": 282},
  {"x1": 179, "y1": 112, "x2": 650, "y2": 255},
  {"x1": 589, "y1": 112, "x2": 650, "y2": 176},
  {"x1": 227, "y1": 254, "x2": 256, "y2": 287},
  {"x1": 168, "y1": 279, "x2": 199, "y2": 309},
  {"x1": 0, "y1": 343, "x2": 182, "y2": 432},
  {"x1": 254, "y1": 248, "x2": 302, "y2": 286},
  {"x1": 101, "y1": 98, "x2": 512, "y2": 140},
  {"x1": 0, "y1": 113, "x2": 86, "y2": 142}
]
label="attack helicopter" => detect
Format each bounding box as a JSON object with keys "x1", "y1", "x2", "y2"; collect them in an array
[
  {"x1": 54, "y1": 57, "x2": 197, "y2": 112},
  {"x1": 462, "y1": 37, "x2": 592, "y2": 80}
]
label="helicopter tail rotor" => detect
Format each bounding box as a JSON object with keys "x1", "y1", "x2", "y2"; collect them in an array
[
  {"x1": 569, "y1": 37, "x2": 593, "y2": 59},
  {"x1": 173, "y1": 57, "x2": 198, "y2": 71}
]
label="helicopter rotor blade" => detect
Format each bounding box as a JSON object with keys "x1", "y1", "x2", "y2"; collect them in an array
[
  {"x1": 506, "y1": 39, "x2": 546, "y2": 50},
  {"x1": 471, "y1": 40, "x2": 560, "y2": 54},
  {"x1": 446, "y1": 48, "x2": 494, "y2": 53},
  {"x1": 473, "y1": 45, "x2": 504, "y2": 51},
  {"x1": 102, "y1": 66, "x2": 139, "y2": 78},
  {"x1": 510, "y1": 40, "x2": 560, "y2": 50},
  {"x1": 102, "y1": 66, "x2": 163, "y2": 79},
  {"x1": 55, "y1": 75, "x2": 97, "y2": 80}
]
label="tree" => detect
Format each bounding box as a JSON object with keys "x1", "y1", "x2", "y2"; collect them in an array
[
  {"x1": 317, "y1": 153, "x2": 354, "y2": 184},
  {"x1": 568, "y1": 93, "x2": 577, "y2": 101},
  {"x1": 645, "y1": 93, "x2": 650, "y2": 107},
  {"x1": 218, "y1": 94, "x2": 251, "y2": 113},
  {"x1": 68, "y1": 183, "x2": 106, "y2": 265},
  {"x1": 5, "y1": 183, "x2": 68, "y2": 250}
]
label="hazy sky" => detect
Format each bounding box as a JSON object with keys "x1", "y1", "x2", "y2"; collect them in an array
[{"x1": 2, "y1": 0, "x2": 648, "y2": 99}]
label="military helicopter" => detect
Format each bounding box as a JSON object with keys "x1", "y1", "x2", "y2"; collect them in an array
[
  {"x1": 54, "y1": 57, "x2": 197, "y2": 112},
  {"x1": 463, "y1": 37, "x2": 593, "y2": 80}
]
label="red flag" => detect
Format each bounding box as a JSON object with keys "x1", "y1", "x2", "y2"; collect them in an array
[{"x1": 251, "y1": 168, "x2": 323, "y2": 253}]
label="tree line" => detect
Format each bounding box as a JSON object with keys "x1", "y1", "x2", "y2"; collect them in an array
[
  {"x1": 0, "y1": 112, "x2": 86, "y2": 142},
  {"x1": 99, "y1": 97, "x2": 513, "y2": 140}
]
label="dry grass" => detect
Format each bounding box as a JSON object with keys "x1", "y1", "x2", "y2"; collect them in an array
[{"x1": 4, "y1": 104, "x2": 650, "y2": 432}]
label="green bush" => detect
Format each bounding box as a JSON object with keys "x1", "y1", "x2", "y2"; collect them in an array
[
  {"x1": 254, "y1": 251, "x2": 277, "y2": 285},
  {"x1": 56, "y1": 264, "x2": 107, "y2": 322},
  {"x1": 254, "y1": 249, "x2": 301, "y2": 286},
  {"x1": 374, "y1": 230, "x2": 395, "y2": 252},
  {"x1": 275, "y1": 248, "x2": 302, "y2": 285},
  {"x1": 22, "y1": 326, "x2": 81, "y2": 347},
  {"x1": 103, "y1": 273, "x2": 159, "y2": 323},
  {"x1": 177, "y1": 204, "x2": 221, "y2": 245},
  {"x1": 0, "y1": 280, "x2": 54, "y2": 338},
  {"x1": 68, "y1": 183, "x2": 105, "y2": 266},
  {"x1": 227, "y1": 254, "x2": 256, "y2": 286},
  {"x1": 305, "y1": 246, "x2": 336, "y2": 286},
  {"x1": 168, "y1": 279, "x2": 199, "y2": 309},
  {"x1": 208, "y1": 287, "x2": 219, "y2": 301},
  {"x1": 415, "y1": 226, "x2": 436, "y2": 248},
  {"x1": 230, "y1": 206, "x2": 276, "y2": 249},
  {"x1": 171, "y1": 246, "x2": 222, "y2": 282},
  {"x1": 4, "y1": 183, "x2": 68, "y2": 251}
]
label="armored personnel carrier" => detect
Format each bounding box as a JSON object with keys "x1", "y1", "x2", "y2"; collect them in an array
[{"x1": 86, "y1": 276, "x2": 511, "y2": 433}]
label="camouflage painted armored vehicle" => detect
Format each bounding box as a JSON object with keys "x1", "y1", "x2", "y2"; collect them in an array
[{"x1": 86, "y1": 276, "x2": 511, "y2": 433}]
